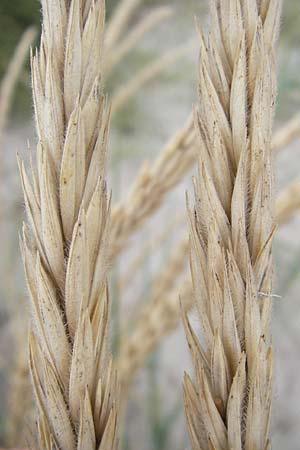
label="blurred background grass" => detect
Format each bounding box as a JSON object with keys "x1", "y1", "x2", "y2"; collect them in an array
[{"x1": 1, "y1": 1, "x2": 300, "y2": 449}]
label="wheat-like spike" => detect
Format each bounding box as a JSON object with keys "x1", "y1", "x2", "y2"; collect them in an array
[
  {"x1": 184, "y1": 1, "x2": 281, "y2": 449},
  {"x1": 19, "y1": 1, "x2": 119, "y2": 449}
]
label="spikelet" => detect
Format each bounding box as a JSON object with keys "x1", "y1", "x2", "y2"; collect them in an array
[
  {"x1": 19, "y1": 1, "x2": 119, "y2": 448},
  {"x1": 184, "y1": 1, "x2": 281, "y2": 449}
]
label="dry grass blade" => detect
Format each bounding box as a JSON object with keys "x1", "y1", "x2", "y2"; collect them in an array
[
  {"x1": 184, "y1": 1, "x2": 281, "y2": 449},
  {"x1": 19, "y1": 1, "x2": 119, "y2": 448}
]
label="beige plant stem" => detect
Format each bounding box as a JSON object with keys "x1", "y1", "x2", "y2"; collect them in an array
[
  {"x1": 111, "y1": 40, "x2": 195, "y2": 115},
  {"x1": 105, "y1": 6, "x2": 173, "y2": 75},
  {"x1": 183, "y1": 1, "x2": 281, "y2": 449},
  {"x1": 0, "y1": 27, "x2": 36, "y2": 151},
  {"x1": 105, "y1": 0, "x2": 142, "y2": 51},
  {"x1": 19, "y1": 1, "x2": 119, "y2": 449}
]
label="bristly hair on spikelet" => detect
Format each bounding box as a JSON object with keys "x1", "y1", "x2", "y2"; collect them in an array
[
  {"x1": 183, "y1": 1, "x2": 281, "y2": 449},
  {"x1": 18, "y1": 1, "x2": 119, "y2": 449}
]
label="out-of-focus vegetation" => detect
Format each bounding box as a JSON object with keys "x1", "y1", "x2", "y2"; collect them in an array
[
  {"x1": 281, "y1": 0, "x2": 300, "y2": 47},
  {"x1": 0, "y1": 1, "x2": 39, "y2": 75},
  {"x1": 0, "y1": 1, "x2": 39, "y2": 118}
]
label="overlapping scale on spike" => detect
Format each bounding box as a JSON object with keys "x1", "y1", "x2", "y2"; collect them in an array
[
  {"x1": 19, "y1": 1, "x2": 119, "y2": 448},
  {"x1": 184, "y1": 1, "x2": 281, "y2": 449}
]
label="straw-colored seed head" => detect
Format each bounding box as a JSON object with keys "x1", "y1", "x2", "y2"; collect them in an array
[
  {"x1": 19, "y1": 1, "x2": 119, "y2": 449},
  {"x1": 184, "y1": 1, "x2": 281, "y2": 449}
]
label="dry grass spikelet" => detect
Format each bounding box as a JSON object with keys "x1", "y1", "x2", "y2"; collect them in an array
[
  {"x1": 184, "y1": 1, "x2": 281, "y2": 449},
  {"x1": 19, "y1": 1, "x2": 119, "y2": 448}
]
